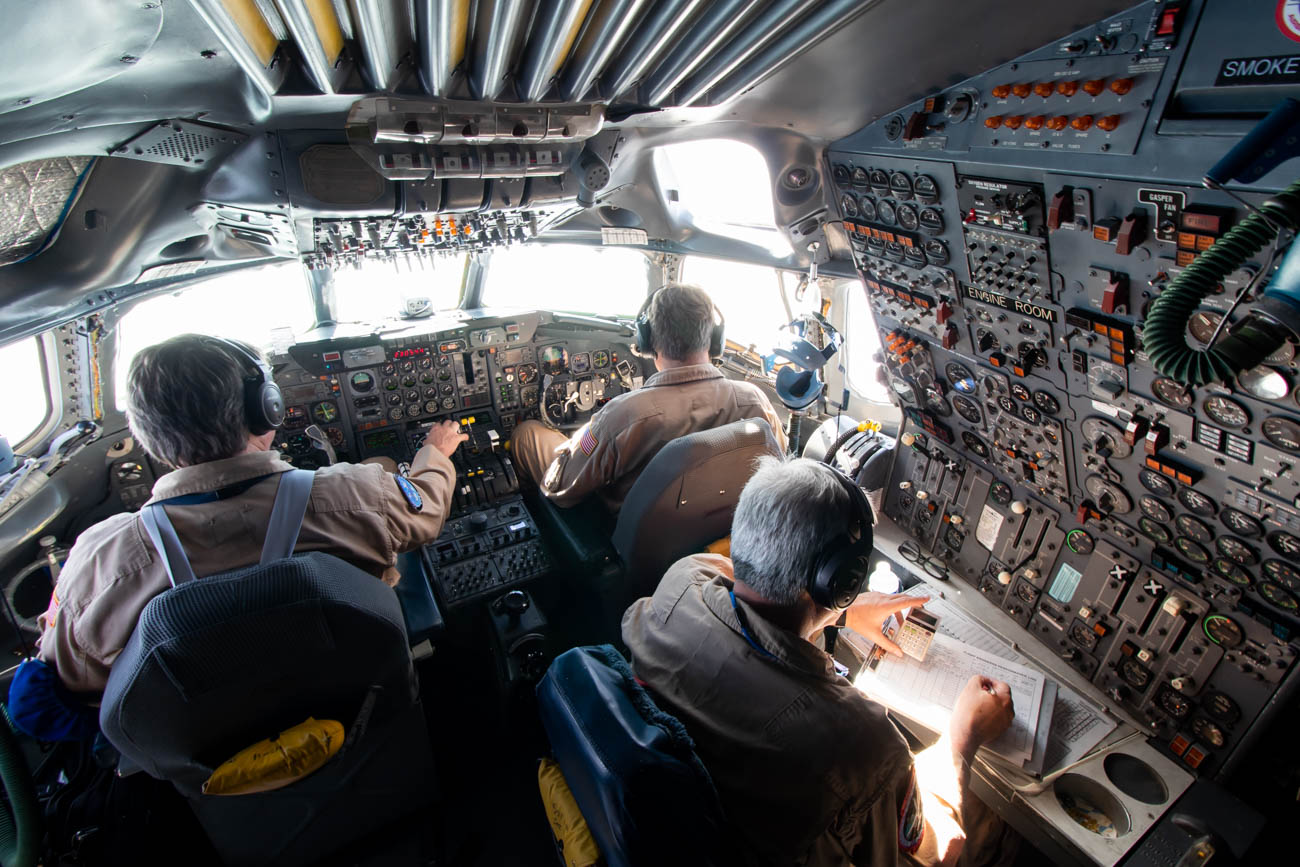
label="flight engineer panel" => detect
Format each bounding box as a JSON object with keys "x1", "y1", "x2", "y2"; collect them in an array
[
  {"x1": 266, "y1": 310, "x2": 643, "y2": 606},
  {"x1": 831, "y1": 0, "x2": 1300, "y2": 789}
]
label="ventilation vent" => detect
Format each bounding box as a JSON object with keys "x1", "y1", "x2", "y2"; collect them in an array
[{"x1": 113, "y1": 120, "x2": 247, "y2": 168}]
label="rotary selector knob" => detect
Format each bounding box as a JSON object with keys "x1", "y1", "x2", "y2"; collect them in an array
[
  {"x1": 916, "y1": 491, "x2": 929, "y2": 500},
  {"x1": 997, "y1": 570, "x2": 1014, "y2": 585}
]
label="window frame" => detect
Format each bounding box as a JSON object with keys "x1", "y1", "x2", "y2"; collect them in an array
[{"x1": 3, "y1": 332, "x2": 62, "y2": 453}]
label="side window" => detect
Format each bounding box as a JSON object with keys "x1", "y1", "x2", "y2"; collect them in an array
[
  {"x1": 844, "y1": 282, "x2": 889, "y2": 403},
  {"x1": 679, "y1": 256, "x2": 818, "y2": 351},
  {"x1": 114, "y1": 262, "x2": 314, "y2": 409},
  {"x1": 0, "y1": 337, "x2": 53, "y2": 446}
]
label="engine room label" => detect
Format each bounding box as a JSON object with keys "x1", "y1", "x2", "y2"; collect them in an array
[
  {"x1": 1216, "y1": 54, "x2": 1300, "y2": 86},
  {"x1": 961, "y1": 285, "x2": 1058, "y2": 323}
]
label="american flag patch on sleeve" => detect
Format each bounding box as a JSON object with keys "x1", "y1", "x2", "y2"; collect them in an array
[{"x1": 578, "y1": 425, "x2": 599, "y2": 456}]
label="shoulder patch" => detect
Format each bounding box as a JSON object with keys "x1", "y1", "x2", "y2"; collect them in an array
[
  {"x1": 579, "y1": 424, "x2": 599, "y2": 456},
  {"x1": 394, "y1": 475, "x2": 423, "y2": 512},
  {"x1": 898, "y1": 765, "x2": 925, "y2": 854}
]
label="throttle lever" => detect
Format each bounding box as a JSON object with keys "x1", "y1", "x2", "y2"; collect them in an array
[{"x1": 303, "y1": 424, "x2": 337, "y2": 465}]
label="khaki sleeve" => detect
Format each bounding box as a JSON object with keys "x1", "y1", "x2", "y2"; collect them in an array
[
  {"x1": 36, "y1": 567, "x2": 113, "y2": 695},
  {"x1": 540, "y1": 413, "x2": 621, "y2": 508},
  {"x1": 385, "y1": 444, "x2": 457, "y2": 553}
]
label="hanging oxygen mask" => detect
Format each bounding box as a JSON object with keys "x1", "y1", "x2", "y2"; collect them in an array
[{"x1": 1144, "y1": 98, "x2": 1300, "y2": 385}]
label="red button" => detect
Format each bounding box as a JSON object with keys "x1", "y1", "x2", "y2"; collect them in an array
[{"x1": 1157, "y1": 9, "x2": 1177, "y2": 36}]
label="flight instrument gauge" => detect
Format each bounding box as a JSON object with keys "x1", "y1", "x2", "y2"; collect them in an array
[
  {"x1": 1152, "y1": 377, "x2": 1194, "y2": 410},
  {"x1": 961, "y1": 430, "x2": 990, "y2": 458},
  {"x1": 1177, "y1": 487, "x2": 1216, "y2": 516},
  {"x1": 570, "y1": 352, "x2": 591, "y2": 374},
  {"x1": 896, "y1": 203, "x2": 919, "y2": 231},
  {"x1": 350, "y1": 372, "x2": 375, "y2": 392},
  {"x1": 1118, "y1": 658, "x2": 1151, "y2": 689},
  {"x1": 997, "y1": 396, "x2": 1016, "y2": 414},
  {"x1": 840, "y1": 194, "x2": 859, "y2": 218},
  {"x1": 1139, "y1": 496, "x2": 1173, "y2": 523},
  {"x1": 1139, "y1": 469, "x2": 1176, "y2": 498},
  {"x1": 312, "y1": 401, "x2": 339, "y2": 424},
  {"x1": 953, "y1": 395, "x2": 982, "y2": 425},
  {"x1": 1082, "y1": 417, "x2": 1131, "y2": 458},
  {"x1": 990, "y1": 481, "x2": 1013, "y2": 505},
  {"x1": 1188, "y1": 311, "x2": 1222, "y2": 346},
  {"x1": 1263, "y1": 559, "x2": 1300, "y2": 593},
  {"x1": 1202, "y1": 395, "x2": 1250, "y2": 428},
  {"x1": 876, "y1": 200, "x2": 898, "y2": 226},
  {"x1": 517, "y1": 363, "x2": 538, "y2": 384},
  {"x1": 1032, "y1": 390, "x2": 1060, "y2": 415},
  {"x1": 1262, "y1": 416, "x2": 1300, "y2": 453},
  {"x1": 1204, "y1": 691, "x2": 1240, "y2": 723},
  {"x1": 1261, "y1": 581, "x2": 1299, "y2": 611},
  {"x1": 1190, "y1": 718, "x2": 1226, "y2": 748},
  {"x1": 539, "y1": 346, "x2": 569, "y2": 375},
  {"x1": 922, "y1": 385, "x2": 951, "y2": 416},
  {"x1": 1158, "y1": 688, "x2": 1191, "y2": 718},
  {"x1": 1212, "y1": 558, "x2": 1252, "y2": 587},
  {"x1": 1174, "y1": 537, "x2": 1210, "y2": 564},
  {"x1": 1138, "y1": 517, "x2": 1172, "y2": 543},
  {"x1": 947, "y1": 363, "x2": 976, "y2": 392},
  {"x1": 591, "y1": 350, "x2": 610, "y2": 369},
  {"x1": 851, "y1": 166, "x2": 870, "y2": 187},
  {"x1": 913, "y1": 175, "x2": 939, "y2": 202},
  {"x1": 1066, "y1": 529, "x2": 1094, "y2": 554},
  {"x1": 1175, "y1": 515, "x2": 1213, "y2": 544},
  {"x1": 857, "y1": 196, "x2": 878, "y2": 221},
  {"x1": 1019, "y1": 405, "x2": 1042, "y2": 424},
  {"x1": 891, "y1": 378, "x2": 916, "y2": 403},
  {"x1": 1237, "y1": 366, "x2": 1290, "y2": 401},
  {"x1": 1268, "y1": 530, "x2": 1300, "y2": 558},
  {"x1": 1216, "y1": 536, "x2": 1258, "y2": 566},
  {"x1": 1219, "y1": 508, "x2": 1263, "y2": 538},
  {"x1": 1202, "y1": 614, "x2": 1243, "y2": 647},
  {"x1": 1010, "y1": 382, "x2": 1031, "y2": 402}
]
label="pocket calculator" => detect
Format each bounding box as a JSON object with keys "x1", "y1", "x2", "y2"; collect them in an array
[{"x1": 895, "y1": 608, "x2": 940, "y2": 661}]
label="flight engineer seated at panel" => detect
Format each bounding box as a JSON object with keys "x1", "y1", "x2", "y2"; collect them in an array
[
  {"x1": 35, "y1": 334, "x2": 466, "y2": 697},
  {"x1": 512, "y1": 283, "x2": 786, "y2": 512},
  {"x1": 622, "y1": 456, "x2": 1020, "y2": 867}
]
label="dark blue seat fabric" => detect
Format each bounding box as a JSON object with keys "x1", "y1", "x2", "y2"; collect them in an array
[{"x1": 536, "y1": 645, "x2": 735, "y2": 867}]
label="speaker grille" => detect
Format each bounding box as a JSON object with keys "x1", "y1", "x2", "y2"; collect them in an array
[{"x1": 116, "y1": 121, "x2": 245, "y2": 168}]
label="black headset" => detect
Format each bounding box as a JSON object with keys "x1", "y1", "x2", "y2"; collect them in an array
[
  {"x1": 206, "y1": 337, "x2": 285, "y2": 435},
  {"x1": 631, "y1": 286, "x2": 726, "y2": 360},
  {"x1": 808, "y1": 463, "x2": 876, "y2": 610}
]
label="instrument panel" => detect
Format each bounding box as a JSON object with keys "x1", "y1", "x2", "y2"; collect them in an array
[{"x1": 834, "y1": 0, "x2": 1300, "y2": 790}]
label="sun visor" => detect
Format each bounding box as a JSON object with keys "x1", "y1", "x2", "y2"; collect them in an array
[{"x1": 0, "y1": 156, "x2": 93, "y2": 267}]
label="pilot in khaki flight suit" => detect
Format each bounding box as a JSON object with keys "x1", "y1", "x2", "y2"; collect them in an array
[
  {"x1": 511, "y1": 284, "x2": 787, "y2": 512},
  {"x1": 36, "y1": 334, "x2": 466, "y2": 696}
]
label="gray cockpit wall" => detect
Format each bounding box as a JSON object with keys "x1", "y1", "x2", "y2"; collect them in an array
[{"x1": 0, "y1": 0, "x2": 1132, "y2": 345}]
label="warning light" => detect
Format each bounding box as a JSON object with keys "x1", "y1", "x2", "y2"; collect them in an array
[
  {"x1": 1046, "y1": 115, "x2": 1069, "y2": 131},
  {"x1": 1082, "y1": 79, "x2": 1106, "y2": 96},
  {"x1": 984, "y1": 115, "x2": 1004, "y2": 129},
  {"x1": 1071, "y1": 115, "x2": 1094, "y2": 131},
  {"x1": 991, "y1": 84, "x2": 1011, "y2": 99},
  {"x1": 1056, "y1": 80, "x2": 1079, "y2": 97},
  {"x1": 1096, "y1": 114, "x2": 1121, "y2": 132},
  {"x1": 1012, "y1": 82, "x2": 1032, "y2": 98},
  {"x1": 1004, "y1": 115, "x2": 1024, "y2": 129},
  {"x1": 1025, "y1": 115, "x2": 1046, "y2": 130},
  {"x1": 1033, "y1": 82, "x2": 1054, "y2": 98},
  {"x1": 1109, "y1": 77, "x2": 1135, "y2": 95}
]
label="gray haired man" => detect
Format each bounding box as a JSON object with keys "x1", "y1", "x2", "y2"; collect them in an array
[
  {"x1": 623, "y1": 456, "x2": 1018, "y2": 867},
  {"x1": 511, "y1": 283, "x2": 786, "y2": 513}
]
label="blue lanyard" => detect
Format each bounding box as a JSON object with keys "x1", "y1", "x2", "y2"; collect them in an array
[
  {"x1": 729, "y1": 591, "x2": 778, "y2": 661},
  {"x1": 159, "y1": 474, "x2": 274, "y2": 506}
]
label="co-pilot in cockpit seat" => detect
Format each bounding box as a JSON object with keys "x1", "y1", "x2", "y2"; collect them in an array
[{"x1": 99, "y1": 470, "x2": 436, "y2": 867}]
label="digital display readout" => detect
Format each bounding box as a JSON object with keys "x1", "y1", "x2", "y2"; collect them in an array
[
  {"x1": 362, "y1": 430, "x2": 402, "y2": 450},
  {"x1": 392, "y1": 347, "x2": 428, "y2": 360}
]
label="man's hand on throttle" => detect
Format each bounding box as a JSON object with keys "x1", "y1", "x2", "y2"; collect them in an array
[
  {"x1": 843, "y1": 592, "x2": 931, "y2": 657},
  {"x1": 426, "y1": 420, "x2": 469, "y2": 457},
  {"x1": 949, "y1": 675, "x2": 1014, "y2": 762}
]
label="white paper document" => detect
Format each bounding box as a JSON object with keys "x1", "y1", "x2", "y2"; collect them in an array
[{"x1": 857, "y1": 632, "x2": 1046, "y2": 765}]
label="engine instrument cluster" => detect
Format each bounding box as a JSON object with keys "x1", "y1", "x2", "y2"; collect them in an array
[
  {"x1": 270, "y1": 310, "x2": 643, "y2": 605},
  {"x1": 834, "y1": 0, "x2": 1300, "y2": 791}
]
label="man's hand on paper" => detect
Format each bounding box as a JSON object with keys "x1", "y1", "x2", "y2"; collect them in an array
[
  {"x1": 949, "y1": 675, "x2": 1014, "y2": 762},
  {"x1": 843, "y1": 592, "x2": 930, "y2": 657}
]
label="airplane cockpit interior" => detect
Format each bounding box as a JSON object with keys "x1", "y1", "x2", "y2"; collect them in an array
[{"x1": 2, "y1": 0, "x2": 1300, "y2": 864}]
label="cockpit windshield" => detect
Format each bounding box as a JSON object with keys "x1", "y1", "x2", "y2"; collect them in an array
[
  {"x1": 479, "y1": 244, "x2": 649, "y2": 316},
  {"x1": 332, "y1": 253, "x2": 468, "y2": 323}
]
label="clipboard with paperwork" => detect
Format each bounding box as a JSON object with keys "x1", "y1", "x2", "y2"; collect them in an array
[{"x1": 844, "y1": 582, "x2": 1117, "y2": 775}]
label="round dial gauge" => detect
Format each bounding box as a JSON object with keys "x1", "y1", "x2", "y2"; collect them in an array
[
  {"x1": 923, "y1": 238, "x2": 949, "y2": 264},
  {"x1": 570, "y1": 352, "x2": 591, "y2": 374},
  {"x1": 1203, "y1": 614, "x2": 1244, "y2": 647},
  {"x1": 953, "y1": 395, "x2": 983, "y2": 425},
  {"x1": 1266, "y1": 339, "x2": 1297, "y2": 366},
  {"x1": 1139, "y1": 469, "x2": 1176, "y2": 497},
  {"x1": 284, "y1": 406, "x2": 308, "y2": 428},
  {"x1": 1212, "y1": 558, "x2": 1252, "y2": 586},
  {"x1": 1190, "y1": 718, "x2": 1226, "y2": 748},
  {"x1": 889, "y1": 171, "x2": 914, "y2": 199},
  {"x1": 913, "y1": 174, "x2": 939, "y2": 202},
  {"x1": 1085, "y1": 475, "x2": 1133, "y2": 514},
  {"x1": 946, "y1": 362, "x2": 976, "y2": 392},
  {"x1": 896, "y1": 203, "x2": 920, "y2": 231},
  {"x1": 1020, "y1": 405, "x2": 1042, "y2": 424},
  {"x1": 350, "y1": 372, "x2": 375, "y2": 392},
  {"x1": 1011, "y1": 382, "x2": 1032, "y2": 402},
  {"x1": 1237, "y1": 366, "x2": 1291, "y2": 401},
  {"x1": 1268, "y1": 530, "x2": 1300, "y2": 557},
  {"x1": 962, "y1": 430, "x2": 990, "y2": 458},
  {"x1": 1159, "y1": 688, "x2": 1191, "y2": 718},
  {"x1": 1118, "y1": 658, "x2": 1151, "y2": 689},
  {"x1": 1138, "y1": 517, "x2": 1173, "y2": 543},
  {"x1": 1219, "y1": 507, "x2": 1263, "y2": 538},
  {"x1": 922, "y1": 385, "x2": 951, "y2": 416},
  {"x1": 840, "y1": 193, "x2": 859, "y2": 218},
  {"x1": 1188, "y1": 310, "x2": 1222, "y2": 345},
  {"x1": 857, "y1": 196, "x2": 878, "y2": 221},
  {"x1": 919, "y1": 208, "x2": 945, "y2": 235},
  {"x1": 1202, "y1": 395, "x2": 1250, "y2": 428},
  {"x1": 891, "y1": 377, "x2": 916, "y2": 403},
  {"x1": 1175, "y1": 514, "x2": 1214, "y2": 544},
  {"x1": 1033, "y1": 390, "x2": 1061, "y2": 415},
  {"x1": 517, "y1": 363, "x2": 538, "y2": 384},
  {"x1": 997, "y1": 396, "x2": 1016, "y2": 414},
  {"x1": 1262, "y1": 416, "x2": 1300, "y2": 453},
  {"x1": 876, "y1": 200, "x2": 898, "y2": 226},
  {"x1": 1177, "y1": 487, "x2": 1217, "y2": 516},
  {"x1": 591, "y1": 350, "x2": 610, "y2": 369},
  {"x1": 1066, "y1": 529, "x2": 1094, "y2": 554},
  {"x1": 1152, "y1": 377, "x2": 1194, "y2": 410},
  {"x1": 832, "y1": 164, "x2": 850, "y2": 186},
  {"x1": 381, "y1": 362, "x2": 396, "y2": 376},
  {"x1": 1043, "y1": 427, "x2": 1060, "y2": 445},
  {"x1": 1263, "y1": 559, "x2": 1300, "y2": 593},
  {"x1": 1175, "y1": 537, "x2": 1211, "y2": 564},
  {"x1": 1260, "y1": 581, "x2": 1299, "y2": 611},
  {"x1": 1139, "y1": 496, "x2": 1173, "y2": 523},
  {"x1": 539, "y1": 346, "x2": 569, "y2": 375},
  {"x1": 1204, "y1": 691, "x2": 1241, "y2": 723},
  {"x1": 990, "y1": 481, "x2": 1013, "y2": 505},
  {"x1": 1082, "y1": 416, "x2": 1132, "y2": 458},
  {"x1": 1216, "y1": 536, "x2": 1259, "y2": 566},
  {"x1": 312, "y1": 401, "x2": 338, "y2": 424},
  {"x1": 868, "y1": 169, "x2": 890, "y2": 193},
  {"x1": 851, "y1": 166, "x2": 870, "y2": 187}
]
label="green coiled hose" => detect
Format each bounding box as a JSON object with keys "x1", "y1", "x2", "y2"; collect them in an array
[
  {"x1": 1143, "y1": 178, "x2": 1300, "y2": 385},
  {"x1": 0, "y1": 706, "x2": 38, "y2": 867}
]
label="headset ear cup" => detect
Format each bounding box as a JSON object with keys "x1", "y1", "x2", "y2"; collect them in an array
[{"x1": 633, "y1": 316, "x2": 655, "y2": 358}]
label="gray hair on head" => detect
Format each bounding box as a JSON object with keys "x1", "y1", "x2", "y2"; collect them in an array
[
  {"x1": 126, "y1": 334, "x2": 259, "y2": 467},
  {"x1": 731, "y1": 455, "x2": 854, "y2": 606},
  {"x1": 649, "y1": 283, "x2": 715, "y2": 361}
]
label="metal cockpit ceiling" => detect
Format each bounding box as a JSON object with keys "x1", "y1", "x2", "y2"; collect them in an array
[{"x1": 0, "y1": 0, "x2": 1137, "y2": 344}]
